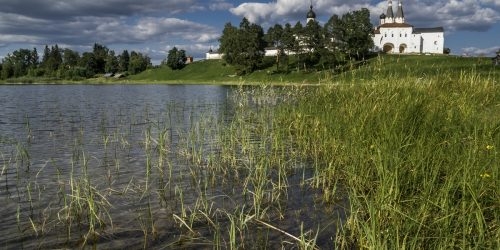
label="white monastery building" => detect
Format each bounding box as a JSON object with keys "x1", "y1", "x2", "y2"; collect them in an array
[
  {"x1": 373, "y1": 1, "x2": 444, "y2": 54},
  {"x1": 206, "y1": 1, "x2": 445, "y2": 59}
]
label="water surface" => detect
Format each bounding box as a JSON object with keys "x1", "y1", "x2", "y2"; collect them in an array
[{"x1": 0, "y1": 84, "x2": 345, "y2": 249}]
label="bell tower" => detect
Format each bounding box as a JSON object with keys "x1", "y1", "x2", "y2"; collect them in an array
[{"x1": 306, "y1": 1, "x2": 316, "y2": 23}]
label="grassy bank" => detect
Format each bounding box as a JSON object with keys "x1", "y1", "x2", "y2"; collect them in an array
[
  {"x1": 1, "y1": 54, "x2": 498, "y2": 85},
  {"x1": 124, "y1": 54, "x2": 500, "y2": 85},
  {"x1": 264, "y1": 56, "x2": 500, "y2": 248}
]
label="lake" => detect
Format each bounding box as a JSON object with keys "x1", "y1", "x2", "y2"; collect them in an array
[{"x1": 0, "y1": 84, "x2": 346, "y2": 249}]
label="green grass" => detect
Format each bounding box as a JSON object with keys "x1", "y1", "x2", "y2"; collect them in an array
[
  {"x1": 129, "y1": 57, "x2": 329, "y2": 85},
  {"x1": 2, "y1": 54, "x2": 498, "y2": 85},
  {"x1": 263, "y1": 56, "x2": 500, "y2": 248},
  {"x1": 129, "y1": 54, "x2": 499, "y2": 85}
]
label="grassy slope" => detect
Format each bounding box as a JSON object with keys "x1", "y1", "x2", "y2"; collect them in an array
[
  {"x1": 1, "y1": 54, "x2": 497, "y2": 85},
  {"x1": 129, "y1": 54, "x2": 499, "y2": 85},
  {"x1": 129, "y1": 57, "x2": 330, "y2": 85}
]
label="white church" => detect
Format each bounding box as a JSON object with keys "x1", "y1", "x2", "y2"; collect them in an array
[
  {"x1": 372, "y1": 1, "x2": 444, "y2": 54},
  {"x1": 206, "y1": 1, "x2": 445, "y2": 59}
]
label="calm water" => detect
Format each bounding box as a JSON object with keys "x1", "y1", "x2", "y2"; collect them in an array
[{"x1": 0, "y1": 85, "x2": 345, "y2": 249}]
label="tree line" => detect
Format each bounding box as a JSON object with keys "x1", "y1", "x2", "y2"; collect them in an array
[
  {"x1": 0, "y1": 43, "x2": 152, "y2": 80},
  {"x1": 218, "y1": 8, "x2": 374, "y2": 74}
]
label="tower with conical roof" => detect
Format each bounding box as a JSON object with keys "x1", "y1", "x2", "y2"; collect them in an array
[
  {"x1": 395, "y1": 1, "x2": 405, "y2": 23},
  {"x1": 385, "y1": 0, "x2": 394, "y2": 23},
  {"x1": 306, "y1": 1, "x2": 316, "y2": 23}
]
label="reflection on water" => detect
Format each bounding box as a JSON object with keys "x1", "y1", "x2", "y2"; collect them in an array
[{"x1": 0, "y1": 84, "x2": 346, "y2": 249}]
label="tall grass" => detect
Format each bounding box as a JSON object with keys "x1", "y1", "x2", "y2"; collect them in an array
[{"x1": 269, "y1": 56, "x2": 500, "y2": 248}]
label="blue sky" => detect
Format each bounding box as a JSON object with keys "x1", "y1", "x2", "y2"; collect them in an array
[{"x1": 0, "y1": 0, "x2": 499, "y2": 64}]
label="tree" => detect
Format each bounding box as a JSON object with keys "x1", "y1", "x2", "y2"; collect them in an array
[
  {"x1": 332, "y1": 8, "x2": 374, "y2": 60},
  {"x1": 92, "y1": 43, "x2": 109, "y2": 74},
  {"x1": 302, "y1": 20, "x2": 323, "y2": 69},
  {"x1": 166, "y1": 47, "x2": 187, "y2": 70},
  {"x1": 219, "y1": 18, "x2": 266, "y2": 74},
  {"x1": 322, "y1": 14, "x2": 345, "y2": 65},
  {"x1": 79, "y1": 52, "x2": 97, "y2": 77},
  {"x1": 62, "y1": 48, "x2": 80, "y2": 69},
  {"x1": 128, "y1": 51, "x2": 151, "y2": 74},
  {"x1": 443, "y1": 48, "x2": 451, "y2": 54},
  {"x1": 0, "y1": 49, "x2": 38, "y2": 78},
  {"x1": 1, "y1": 56, "x2": 13, "y2": 79},
  {"x1": 267, "y1": 24, "x2": 286, "y2": 71},
  {"x1": 118, "y1": 50, "x2": 130, "y2": 72},
  {"x1": 219, "y1": 22, "x2": 239, "y2": 65},
  {"x1": 40, "y1": 44, "x2": 63, "y2": 75},
  {"x1": 292, "y1": 21, "x2": 306, "y2": 71},
  {"x1": 281, "y1": 23, "x2": 296, "y2": 71},
  {"x1": 30, "y1": 48, "x2": 39, "y2": 68},
  {"x1": 105, "y1": 50, "x2": 119, "y2": 73}
]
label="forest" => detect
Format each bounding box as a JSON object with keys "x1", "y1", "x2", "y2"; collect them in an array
[{"x1": 0, "y1": 43, "x2": 152, "y2": 80}]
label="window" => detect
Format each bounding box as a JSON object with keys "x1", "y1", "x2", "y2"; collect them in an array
[
  {"x1": 391, "y1": 34, "x2": 394, "y2": 37},
  {"x1": 385, "y1": 34, "x2": 387, "y2": 37},
  {"x1": 405, "y1": 34, "x2": 407, "y2": 37},
  {"x1": 434, "y1": 41, "x2": 437, "y2": 45}
]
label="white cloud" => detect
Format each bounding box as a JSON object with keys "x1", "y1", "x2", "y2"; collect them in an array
[
  {"x1": 229, "y1": 0, "x2": 499, "y2": 32},
  {"x1": 209, "y1": 0, "x2": 234, "y2": 11},
  {"x1": 461, "y1": 46, "x2": 500, "y2": 56}
]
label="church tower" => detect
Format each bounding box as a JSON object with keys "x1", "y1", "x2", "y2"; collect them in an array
[
  {"x1": 306, "y1": 2, "x2": 316, "y2": 23},
  {"x1": 385, "y1": 0, "x2": 394, "y2": 23},
  {"x1": 395, "y1": 1, "x2": 405, "y2": 23}
]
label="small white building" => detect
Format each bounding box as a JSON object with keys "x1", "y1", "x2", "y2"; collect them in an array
[
  {"x1": 206, "y1": 48, "x2": 223, "y2": 60},
  {"x1": 373, "y1": 1, "x2": 444, "y2": 54}
]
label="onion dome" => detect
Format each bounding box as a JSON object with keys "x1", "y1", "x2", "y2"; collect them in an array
[
  {"x1": 307, "y1": 5, "x2": 316, "y2": 19},
  {"x1": 380, "y1": 13, "x2": 386, "y2": 19}
]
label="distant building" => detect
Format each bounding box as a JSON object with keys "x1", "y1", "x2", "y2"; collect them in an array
[
  {"x1": 373, "y1": 1, "x2": 444, "y2": 54},
  {"x1": 206, "y1": 48, "x2": 223, "y2": 60},
  {"x1": 306, "y1": 4, "x2": 317, "y2": 24}
]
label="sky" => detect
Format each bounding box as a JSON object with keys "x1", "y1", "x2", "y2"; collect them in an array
[{"x1": 0, "y1": 0, "x2": 499, "y2": 64}]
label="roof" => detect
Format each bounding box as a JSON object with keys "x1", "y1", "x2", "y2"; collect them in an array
[
  {"x1": 307, "y1": 5, "x2": 316, "y2": 18},
  {"x1": 395, "y1": 2, "x2": 404, "y2": 19},
  {"x1": 386, "y1": 1, "x2": 394, "y2": 18},
  {"x1": 413, "y1": 27, "x2": 444, "y2": 33},
  {"x1": 379, "y1": 23, "x2": 413, "y2": 28}
]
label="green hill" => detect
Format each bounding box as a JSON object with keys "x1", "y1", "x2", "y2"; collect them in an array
[
  {"x1": 128, "y1": 54, "x2": 498, "y2": 85},
  {"x1": 2, "y1": 54, "x2": 497, "y2": 85}
]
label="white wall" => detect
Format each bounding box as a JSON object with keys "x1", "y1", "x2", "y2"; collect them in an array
[
  {"x1": 421, "y1": 32, "x2": 444, "y2": 54},
  {"x1": 373, "y1": 27, "x2": 443, "y2": 54},
  {"x1": 206, "y1": 52, "x2": 223, "y2": 60}
]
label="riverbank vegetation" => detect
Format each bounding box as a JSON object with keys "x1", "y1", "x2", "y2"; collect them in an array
[
  {"x1": 271, "y1": 57, "x2": 500, "y2": 248},
  {"x1": 0, "y1": 43, "x2": 152, "y2": 81}
]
